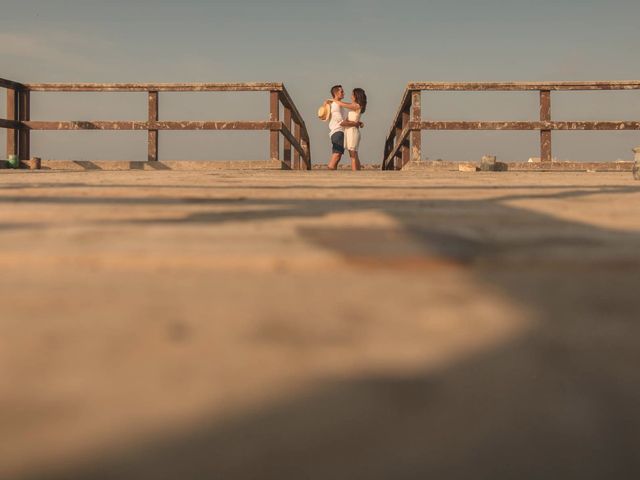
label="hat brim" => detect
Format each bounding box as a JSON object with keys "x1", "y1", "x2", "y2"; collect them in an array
[{"x1": 318, "y1": 103, "x2": 332, "y2": 122}]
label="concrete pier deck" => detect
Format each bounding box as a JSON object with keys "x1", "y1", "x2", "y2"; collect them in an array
[{"x1": 1, "y1": 170, "x2": 639, "y2": 479}]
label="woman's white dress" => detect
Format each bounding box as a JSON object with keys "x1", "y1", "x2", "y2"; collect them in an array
[{"x1": 344, "y1": 110, "x2": 361, "y2": 152}]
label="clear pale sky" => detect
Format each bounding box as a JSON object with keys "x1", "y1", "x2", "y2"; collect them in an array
[{"x1": 2, "y1": 0, "x2": 639, "y2": 164}]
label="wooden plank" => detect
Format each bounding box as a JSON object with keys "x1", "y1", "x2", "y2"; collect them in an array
[
  {"x1": 540, "y1": 90, "x2": 552, "y2": 163},
  {"x1": 386, "y1": 88, "x2": 412, "y2": 141},
  {"x1": 549, "y1": 121, "x2": 640, "y2": 130},
  {"x1": 283, "y1": 106, "x2": 292, "y2": 169},
  {"x1": 408, "y1": 81, "x2": 640, "y2": 91},
  {"x1": 278, "y1": 87, "x2": 311, "y2": 167},
  {"x1": 280, "y1": 123, "x2": 305, "y2": 163},
  {"x1": 18, "y1": 90, "x2": 30, "y2": 160},
  {"x1": 5, "y1": 89, "x2": 19, "y2": 157},
  {"x1": 270, "y1": 91, "x2": 280, "y2": 162},
  {"x1": 24, "y1": 83, "x2": 285, "y2": 92},
  {"x1": 148, "y1": 92, "x2": 159, "y2": 162},
  {"x1": 301, "y1": 134, "x2": 311, "y2": 169},
  {"x1": 31, "y1": 160, "x2": 286, "y2": 171},
  {"x1": 410, "y1": 90, "x2": 422, "y2": 163},
  {"x1": 394, "y1": 119, "x2": 403, "y2": 170},
  {"x1": 0, "y1": 118, "x2": 20, "y2": 129},
  {"x1": 382, "y1": 139, "x2": 393, "y2": 170},
  {"x1": 23, "y1": 121, "x2": 279, "y2": 131},
  {"x1": 416, "y1": 121, "x2": 640, "y2": 130},
  {"x1": 401, "y1": 108, "x2": 410, "y2": 168},
  {"x1": 279, "y1": 86, "x2": 307, "y2": 131},
  {"x1": 0, "y1": 78, "x2": 26, "y2": 90},
  {"x1": 508, "y1": 161, "x2": 634, "y2": 172},
  {"x1": 394, "y1": 160, "x2": 634, "y2": 172},
  {"x1": 293, "y1": 122, "x2": 301, "y2": 170},
  {"x1": 383, "y1": 126, "x2": 411, "y2": 168}
]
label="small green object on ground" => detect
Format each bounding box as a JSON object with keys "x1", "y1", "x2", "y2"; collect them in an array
[{"x1": 7, "y1": 155, "x2": 19, "y2": 169}]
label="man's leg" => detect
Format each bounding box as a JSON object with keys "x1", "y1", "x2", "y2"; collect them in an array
[
  {"x1": 328, "y1": 132, "x2": 345, "y2": 170},
  {"x1": 328, "y1": 152, "x2": 342, "y2": 170}
]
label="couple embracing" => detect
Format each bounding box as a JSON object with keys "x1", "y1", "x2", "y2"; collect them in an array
[{"x1": 320, "y1": 85, "x2": 367, "y2": 171}]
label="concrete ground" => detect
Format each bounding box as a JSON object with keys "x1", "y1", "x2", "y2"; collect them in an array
[{"x1": 1, "y1": 169, "x2": 639, "y2": 480}]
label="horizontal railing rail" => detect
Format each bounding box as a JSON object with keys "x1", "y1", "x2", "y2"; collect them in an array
[
  {"x1": 2, "y1": 79, "x2": 311, "y2": 169},
  {"x1": 0, "y1": 78, "x2": 25, "y2": 90},
  {"x1": 22, "y1": 121, "x2": 282, "y2": 131},
  {"x1": 24, "y1": 82, "x2": 285, "y2": 92},
  {"x1": 406, "y1": 81, "x2": 640, "y2": 91},
  {"x1": 383, "y1": 81, "x2": 640, "y2": 170}
]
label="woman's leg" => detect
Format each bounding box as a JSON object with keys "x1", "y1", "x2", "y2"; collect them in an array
[{"x1": 349, "y1": 150, "x2": 361, "y2": 171}]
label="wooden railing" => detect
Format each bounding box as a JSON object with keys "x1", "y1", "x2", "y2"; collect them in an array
[
  {"x1": 1, "y1": 78, "x2": 27, "y2": 161},
  {"x1": 382, "y1": 81, "x2": 640, "y2": 170},
  {"x1": 1, "y1": 79, "x2": 310, "y2": 169}
]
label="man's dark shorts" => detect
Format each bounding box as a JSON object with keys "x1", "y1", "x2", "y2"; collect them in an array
[{"x1": 331, "y1": 131, "x2": 345, "y2": 155}]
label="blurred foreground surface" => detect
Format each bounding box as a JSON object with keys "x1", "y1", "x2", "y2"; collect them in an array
[{"x1": 1, "y1": 170, "x2": 639, "y2": 479}]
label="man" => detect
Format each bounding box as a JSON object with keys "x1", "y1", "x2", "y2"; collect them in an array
[{"x1": 326, "y1": 85, "x2": 363, "y2": 170}]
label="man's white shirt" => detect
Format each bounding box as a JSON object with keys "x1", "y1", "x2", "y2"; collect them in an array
[{"x1": 329, "y1": 102, "x2": 347, "y2": 137}]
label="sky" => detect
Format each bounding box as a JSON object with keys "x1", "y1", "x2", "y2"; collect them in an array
[{"x1": 1, "y1": 0, "x2": 640, "y2": 164}]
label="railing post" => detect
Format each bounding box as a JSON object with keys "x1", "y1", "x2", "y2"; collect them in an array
[
  {"x1": 301, "y1": 132, "x2": 310, "y2": 170},
  {"x1": 401, "y1": 108, "x2": 410, "y2": 168},
  {"x1": 148, "y1": 91, "x2": 159, "y2": 162},
  {"x1": 283, "y1": 102, "x2": 292, "y2": 169},
  {"x1": 383, "y1": 139, "x2": 389, "y2": 170},
  {"x1": 540, "y1": 90, "x2": 552, "y2": 163},
  {"x1": 18, "y1": 89, "x2": 30, "y2": 161},
  {"x1": 395, "y1": 120, "x2": 403, "y2": 170},
  {"x1": 6, "y1": 88, "x2": 18, "y2": 158},
  {"x1": 269, "y1": 90, "x2": 280, "y2": 164},
  {"x1": 383, "y1": 138, "x2": 393, "y2": 170},
  {"x1": 293, "y1": 121, "x2": 301, "y2": 170},
  {"x1": 410, "y1": 90, "x2": 422, "y2": 163}
]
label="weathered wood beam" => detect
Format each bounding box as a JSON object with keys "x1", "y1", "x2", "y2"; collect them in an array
[
  {"x1": 24, "y1": 83, "x2": 285, "y2": 92},
  {"x1": 283, "y1": 106, "x2": 292, "y2": 169},
  {"x1": 382, "y1": 139, "x2": 393, "y2": 170},
  {"x1": 280, "y1": 88, "x2": 311, "y2": 166},
  {"x1": 270, "y1": 91, "x2": 280, "y2": 162},
  {"x1": 148, "y1": 92, "x2": 159, "y2": 161},
  {"x1": 540, "y1": 90, "x2": 552, "y2": 162},
  {"x1": 23, "y1": 121, "x2": 280, "y2": 131},
  {"x1": 293, "y1": 122, "x2": 301, "y2": 170},
  {"x1": 394, "y1": 119, "x2": 402, "y2": 170},
  {"x1": 279, "y1": 123, "x2": 305, "y2": 163},
  {"x1": 18, "y1": 90, "x2": 30, "y2": 160},
  {"x1": 301, "y1": 135, "x2": 311, "y2": 169},
  {"x1": 383, "y1": 126, "x2": 411, "y2": 168},
  {"x1": 416, "y1": 121, "x2": 640, "y2": 130},
  {"x1": 401, "y1": 108, "x2": 410, "y2": 168},
  {"x1": 279, "y1": 86, "x2": 307, "y2": 131},
  {"x1": 408, "y1": 81, "x2": 640, "y2": 91},
  {"x1": 0, "y1": 78, "x2": 25, "y2": 90},
  {"x1": 304, "y1": 133, "x2": 312, "y2": 164},
  {"x1": 386, "y1": 89, "x2": 412, "y2": 141},
  {"x1": 410, "y1": 91, "x2": 422, "y2": 162},
  {"x1": 4, "y1": 88, "x2": 19, "y2": 158},
  {"x1": 0, "y1": 118, "x2": 20, "y2": 129}
]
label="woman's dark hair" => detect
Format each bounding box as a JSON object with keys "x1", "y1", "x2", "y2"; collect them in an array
[{"x1": 353, "y1": 88, "x2": 367, "y2": 114}]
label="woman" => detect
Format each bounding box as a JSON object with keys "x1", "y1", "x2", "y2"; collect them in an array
[{"x1": 332, "y1": 88, "x2": 367, "y2": 171}]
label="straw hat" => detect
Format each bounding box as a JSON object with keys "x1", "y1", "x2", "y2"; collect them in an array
[{"x1": 317, "y1": 101, "x2": 332, "y2": 122}]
